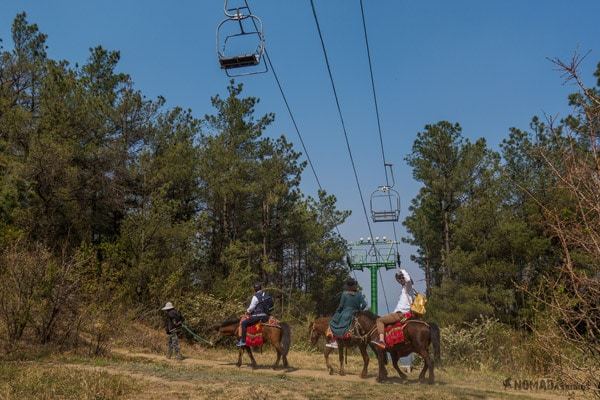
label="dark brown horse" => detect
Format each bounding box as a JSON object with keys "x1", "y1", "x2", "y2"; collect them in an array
[
  {"x1": 218, "y1": 317, "x2": 291, "y2": 369},
  {"x1": 309, "y1": 314, "x2": 409, "y2": 378},
  {"x1": 372, "y1": 317, "x2": 441, "y2": 384}
]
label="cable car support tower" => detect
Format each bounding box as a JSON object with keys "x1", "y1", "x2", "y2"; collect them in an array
[{"x1": 347, "y1": 237, "x2": 400, "y2": 315}]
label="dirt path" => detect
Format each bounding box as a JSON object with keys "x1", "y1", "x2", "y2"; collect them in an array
[
  {"x1": 104, "y1": 348, "x2": 574, "y2": 400},
  {"x1": 113, "y1": 348, "x2": 381, "y2": 384}
]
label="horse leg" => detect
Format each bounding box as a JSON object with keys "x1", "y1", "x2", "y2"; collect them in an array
[
  {"x1": 282, "y1": 352, "x2": 289, "y2": 369},
  {"x1": 324, "y1": 346, "x2": 335, "y2": 375},
  {"x1": 272, "y1": 338, "x2": 282, "y2": 370},
  {"x1": 417, "y1": 349, "x2": 433, "y2": 384},
  {"x1": 359, "y1": 343, "x2": 369, "y2": 379},
  {"x1": 391, "y1": 350, "x2": 407, "y2": 380},
  {"x1": 236, "y1": 347, "x2": 243, "y2": 367},
  {"x1": 375, "y1": 348, "x2": 388, "y2": 383},
  {"x1": 246, "y1": 347, "x2": 258, "y2": 369},
  {"x1": 338, "y1": 342, "x2": 345, "y2": 376}
]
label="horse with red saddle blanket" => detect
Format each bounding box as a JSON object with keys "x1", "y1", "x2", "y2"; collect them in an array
[
  {"x1": 309, "y1": 315, "x2": 409, "y2": 378},
  {"x1": 218, "y1": 283, "x2": 291, "y2": 369},
  {"x1": 371, "y1": 270, "x2": 441, "y2": 383},
  {"x1": 218, "y1": 315, "x2": 291, "y2": 369}
]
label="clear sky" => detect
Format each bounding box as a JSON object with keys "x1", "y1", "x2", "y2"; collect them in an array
[{"x1": 1, "y1": 0, "x2": 599, "y2": 312}]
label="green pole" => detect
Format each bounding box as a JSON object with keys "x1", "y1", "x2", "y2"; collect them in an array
[{"x1": 370, "y1": 266, "x2": 378, "y2": 314}]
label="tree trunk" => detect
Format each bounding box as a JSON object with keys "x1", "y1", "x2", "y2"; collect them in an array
[{"x1": 443, "y1": 208, "x2": 451, "y2": 277}]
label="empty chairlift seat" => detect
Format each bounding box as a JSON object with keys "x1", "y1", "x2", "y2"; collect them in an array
[
  {"x1": 370, "y1": 186, "x2": 401, "y2": 223},
  {"x1": 216, "y1": 1, "x2": 267, "y2": 76}
]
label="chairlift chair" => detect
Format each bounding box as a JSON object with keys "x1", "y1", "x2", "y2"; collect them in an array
[
  {"x1": 216, "y1": 0, "x2": 267, "y2": 77},
  {"x1": 370, "y1": 185, "x2": 401, "y2": 222}
]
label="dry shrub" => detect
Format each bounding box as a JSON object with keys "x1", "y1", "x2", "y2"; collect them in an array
[
  {"x1": 177, "y1": 292, "x2": 245, "y2": 337},
  {"x1": 519, "y1": 54, "x2": 600, "y2": 395},
  {"x1": 0, "y1": 241, "x2": 84, "y2": 349},
  {"x1": 0, "y1": 242, "x2": 50, "y2": 345},
  {"x1": 115, "y1": 321, "x2": 166, "y2": 354},
  {"x1": 440, "y1": 316, "x2": 532, "y2": 372}
]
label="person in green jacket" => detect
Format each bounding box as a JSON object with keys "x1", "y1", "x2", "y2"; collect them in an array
[{"x1": 329, "y1": 278, "x2": 368, "y2": 340}]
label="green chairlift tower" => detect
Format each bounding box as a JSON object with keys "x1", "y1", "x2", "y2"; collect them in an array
[{"x1": 347, "y1": 237, "x2": 400, "y2": 315}]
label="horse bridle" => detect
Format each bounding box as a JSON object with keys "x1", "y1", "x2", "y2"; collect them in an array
[{"x1": 351, "y1": 317, "x2": 377, "y2": 343}]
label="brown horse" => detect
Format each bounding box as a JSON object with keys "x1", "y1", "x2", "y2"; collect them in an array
[
  {"x1": 308, "y1": 316, "x2": 339, "y2": 374},
  {"x1": 308, "y1": 312, "x2": 382, "y2": 378},
  {"x1": 218, "y1": 317, "x2": 291, "y2": 369},
  {"x1": 309, "y1": 314, "x2": 408, "y2": 378},
  {"x1": 372, "y1": 317, "x2": 441, "y2": 384}
]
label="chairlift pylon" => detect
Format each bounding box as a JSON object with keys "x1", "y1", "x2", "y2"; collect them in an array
[
  {"x1": 216, "y1": 0, "x2": 267, "y2": 77},
  {"x1": 370, "y1": 163, "x2": 401, "y2": 223}
]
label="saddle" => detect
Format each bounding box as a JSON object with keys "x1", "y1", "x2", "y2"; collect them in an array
[
  {"x1": 384, "y1": 320, "x2": 408, "y2": 347},
  {"x1": 331, "y1": 317, "x2": 365, "y2": 341},
  {"x1": 238, "y1": 316, "x2": 282, "y2": 348},
  {"x1": 384, "y1": 312, "x2": 429, "y2": 348}
]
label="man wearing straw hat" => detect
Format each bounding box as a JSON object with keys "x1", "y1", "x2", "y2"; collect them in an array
[{"x1": 162, "y1": 302, "x2": 184, "y2": 360}]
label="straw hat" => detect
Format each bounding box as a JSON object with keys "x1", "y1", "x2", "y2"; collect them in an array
[{"x1": 161, "y1": 302, "x2": 174, "y2": 311}]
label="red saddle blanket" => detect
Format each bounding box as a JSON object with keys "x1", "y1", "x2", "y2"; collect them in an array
[
  {"x1": 241, "y1": 316, "x2": 281, "y2": 348},
  {"x1": 384, "y1": 312, "x2": 414, "y2": 348},
  {"x1": 384, "y1": 321, "x2": 407, "y2": 347}
]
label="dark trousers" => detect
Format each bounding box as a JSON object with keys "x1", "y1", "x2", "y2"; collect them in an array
[{"x1": 240, "y1": 315, "x2": 269, "y2": 341}]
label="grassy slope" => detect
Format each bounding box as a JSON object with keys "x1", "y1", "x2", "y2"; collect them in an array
[{"x1": 0, "y1": 325, "x2": 585, "y2": 399}]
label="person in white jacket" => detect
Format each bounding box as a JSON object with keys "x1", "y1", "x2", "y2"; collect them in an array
[{"x1": 371, "y1": 269, "x2": 414, "y2": 349}]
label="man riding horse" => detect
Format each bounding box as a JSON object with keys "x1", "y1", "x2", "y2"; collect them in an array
[
  {"x1": 372, "y1": 268, "x2": 414, "y2": 349},
  {"x1": 236, "y1": 283, "x2": 273, "y2": 347}
]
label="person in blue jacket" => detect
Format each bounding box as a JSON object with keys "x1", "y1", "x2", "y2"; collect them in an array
[{"x1": 329, "y1": 278, "x2": 367, "y2": 340}]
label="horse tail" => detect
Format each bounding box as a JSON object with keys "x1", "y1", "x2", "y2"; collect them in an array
[
  {"x1": 429, "y1": 322, "x2": 441, "y2": 363},
  {"x1": 280, "y1": 322, "x2": 292, "y2": 358}
]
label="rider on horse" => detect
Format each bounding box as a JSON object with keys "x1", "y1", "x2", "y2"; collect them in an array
[
  {"x1": 329, "y1": 278, "x2": 367, "y2": 343},
  {"x1": 236, "y1": 283, "x2": 272, "y2": 347},
  {"x1": 372, "y1": 269, "x2": 414, "y2": 349}
]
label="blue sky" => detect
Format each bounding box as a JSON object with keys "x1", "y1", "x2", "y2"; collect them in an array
[{"x1": 1, "y1": 0, "x2": 599, "y2": 312}]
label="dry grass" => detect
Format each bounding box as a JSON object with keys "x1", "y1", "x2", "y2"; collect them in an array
[
  {"x1": 0, "y1": 361, "x2": 137, "y2": 400},
  {"x1": 1, "y1": 322, "x2": 593, "y2": 399}
]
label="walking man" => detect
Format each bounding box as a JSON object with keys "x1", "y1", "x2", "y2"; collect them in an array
[{"x1": 162, "y1": 301, "x2": 184, "y2": 360}]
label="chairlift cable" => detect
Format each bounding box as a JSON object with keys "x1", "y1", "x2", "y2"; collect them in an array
[
  {"x1": 309, "y1": 0, "x2": 385, "y2": 309},
  {"x1": 359, "y1": 0, "x2": 401, "y2": 257},
  {"x1": 242, "y1": 0, "x2": 356, "y2": 281}
]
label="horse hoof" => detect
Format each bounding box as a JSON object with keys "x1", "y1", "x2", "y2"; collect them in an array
[
  {"x1": 376, "y1": 376, "x2": 385, "y2": 383},
  {"x1": 328, "y1": 369, "x2": 334, "y2": 375},
  {"x1": 360, "y1": 373, "x2": 368, "y2": 379},
  {"x1": 339, "y1": 371, "x2": 345, "y2": 376}
]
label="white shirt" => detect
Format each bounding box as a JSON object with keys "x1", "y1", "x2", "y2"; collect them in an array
[
  {"x1": 247, "y1": 291, "x2": 265, "y2": 314},
  {"x1": 394, "y1": 269, "x2": 414, "y2": 313}
]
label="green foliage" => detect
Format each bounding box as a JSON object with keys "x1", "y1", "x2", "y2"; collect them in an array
[{"x1": 0, "y1": 13, "x2": 351, "y2": 350}]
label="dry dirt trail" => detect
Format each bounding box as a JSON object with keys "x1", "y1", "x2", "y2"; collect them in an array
[{"x1": 94, "y1": 347, "x2": 577, "y2": 400}]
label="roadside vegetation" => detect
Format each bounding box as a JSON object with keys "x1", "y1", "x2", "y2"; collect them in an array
[{"x1": 0, "y1": 12, "x2": 598, "y2": 399}]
